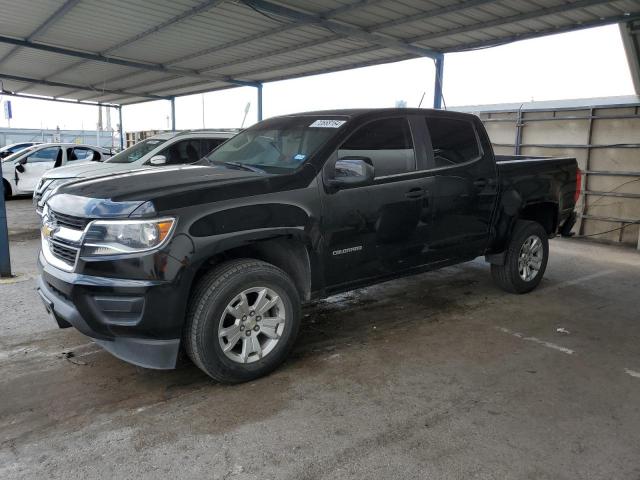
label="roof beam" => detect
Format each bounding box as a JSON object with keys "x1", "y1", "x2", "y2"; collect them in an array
[
  {"x1": 25, "y1": 0, "x2": 227, "y2": 95},
  {"x1": 0, "y1": 0, "x2": 81, "y2": 67},
  {"x1": 229, "y1": 0, "x2": 625, "y2": 80},
  {"x1": 158, "y1": 0, "x2": 387, "y2": 68},
  {"x1": 0, "y1": 34, "x2": 258, "y2": 87},
  {"x1": 200, "y1": 0, "x2": 499, "y2": 75},
  {"x1": 620, "y1": 20, "x2": 640, "y2": 95},
  {"x1": 411, "y1": 0, "x2": 615, "y2": 44},
  {"x1": 0, "y1": 90, "x2": 119, "y2": 107},
  {"x1": 241, "y1": 0, "x2": 440, "y2": 59},
  {"x1": 0, "y1": 73, "x2": 170, "y2": 101},
  {"x1": 443, "y1": 12, "x2": 640, "y2": 53},
  {"x1": 53, "y1": 0, "x2": 386, "y2": 99}
]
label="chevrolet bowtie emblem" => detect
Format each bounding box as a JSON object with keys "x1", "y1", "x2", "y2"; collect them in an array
[{"x1": 41, "y1": 222, "x2": 56, "y2": 239}]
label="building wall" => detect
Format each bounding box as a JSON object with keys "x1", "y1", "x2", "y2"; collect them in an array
[
  {"x1": 0, "y1": 128, "x2": 116, "y2": 150},
  {"x1": 461, "y1": 100, "x2": 640, "y2": 247}
]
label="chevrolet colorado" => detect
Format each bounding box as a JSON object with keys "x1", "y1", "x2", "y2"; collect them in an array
[{"x1": 37, "y1": 108, "x2": 579, "y2": 383}]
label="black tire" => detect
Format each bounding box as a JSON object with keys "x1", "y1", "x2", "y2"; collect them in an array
[
  {"x1": 491, "y1": 220, "x2": 549, "y2": 294},
  {"x1": 183, "y1": 259, "x2": 301, "y2": 383},
  {"x1": 2, "y1": 179, "x2": 11, "y2": 200}
]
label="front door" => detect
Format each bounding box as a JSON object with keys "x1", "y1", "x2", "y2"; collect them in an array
[
  {"x1": 16, "y1": 146, "x2": 61, "y2": 193},
  {"x1": 320, "y1": 116, "x2": 434, "y2": 290}
]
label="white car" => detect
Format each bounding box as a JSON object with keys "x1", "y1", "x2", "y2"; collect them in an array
[
  {"x1": 0, "y1": 141, "x2": 42, "y2": 159},
  {"x1": 2, "y1": 143, "x2": 111, "y2": 199},
  {"x1": 34, "y1": 129, "x2": 237, "y2": 212}
]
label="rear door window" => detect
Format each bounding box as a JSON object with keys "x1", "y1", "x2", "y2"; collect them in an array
[
  {"x1": 338, "y1": 117, "x2": 415, "y2": 177},
  {"x1": 425, "y1": 117, "x2": 481, "y2": 168}
]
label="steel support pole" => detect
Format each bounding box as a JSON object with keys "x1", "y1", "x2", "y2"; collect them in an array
[
  {"x1": 256, "y1": 83, "x2": 263, "y2": 122},
  {"x1": 0, "y1": 159, "x2": 12, "y2": 277},
  {"x1": 118, "y1": 106, "x2": 124, "y2": 150},
  {"x1": 433, "y1": 54, "x2": 444, "y2": 110},
  {"x1": 170, "y1": 97, "x2": 176, "y2": 131},
  {"x1": 514, "y1": 107, "x2": 523, "y2": 156}
]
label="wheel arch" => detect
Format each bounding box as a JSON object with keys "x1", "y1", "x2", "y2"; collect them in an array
[
  {"x1": 189, "y1": 235, "x2": 314, "y2": 303},
  {"x1": 519, "y1": 201, "x2": 559, "y2": 235}
]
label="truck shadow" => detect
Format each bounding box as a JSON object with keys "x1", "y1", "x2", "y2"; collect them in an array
[{"x1": 0, "y1": 263, "x2": 494, "y2": 447}]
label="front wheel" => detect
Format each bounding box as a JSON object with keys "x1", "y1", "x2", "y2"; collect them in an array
[
  {"x1": 491, "y1": 220, "x2": 549, "y2": 294},
  {"x1": 183, "y1": 259, "x2": 301, "y2": 383}
]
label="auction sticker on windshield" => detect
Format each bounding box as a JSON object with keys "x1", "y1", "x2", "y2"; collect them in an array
[{"x1": 309, "y1": 119, "x2": 346, "y2": 128}]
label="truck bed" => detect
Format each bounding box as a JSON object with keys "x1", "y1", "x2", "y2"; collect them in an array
[{"x1": 495, "y1": 154, "x2": 578, "y2": 233}]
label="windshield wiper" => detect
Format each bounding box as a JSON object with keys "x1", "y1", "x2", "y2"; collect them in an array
[{"x1": 216, "y1": 161, "x2": 266, "y2": 173}]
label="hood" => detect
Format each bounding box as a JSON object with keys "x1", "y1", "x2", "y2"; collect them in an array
[
  {"x1": 43, "y1": 161, "x2": 141, "y2": 179},
  {"x1": 49, "y1": 164, "x2": 284, "y2": 216},
  {"x1": 48, "y1": 163, "x2": 316, "y2": 218}
]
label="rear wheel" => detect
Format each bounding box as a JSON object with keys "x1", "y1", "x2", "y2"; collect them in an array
[
  {"x1": 491, "y1": 220, "x2": 549, "y2": 294},
  {"x1": 183, "y1": 259, "x2": 301, "y2": 383}
]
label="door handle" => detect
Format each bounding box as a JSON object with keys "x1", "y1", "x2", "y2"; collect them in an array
[
  {"x1": 473, "y1": 178, "x2": 487, "y2": 189},
  {"x1": 405, "y1": 187, "x2": 425, "y2": 199}
]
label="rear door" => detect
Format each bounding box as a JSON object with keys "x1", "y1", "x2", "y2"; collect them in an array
[
  {"x1": 424, "y1": 114, "x2": 498, "y2": 259},
  {"x1": 16, "y1": 146, "x2": 61, "y2": 193},
  {"x1": 320, "y1": 116, "x2": 435, "y2": 289}
]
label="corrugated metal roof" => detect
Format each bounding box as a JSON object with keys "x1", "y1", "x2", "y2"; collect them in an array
[
  {"x1": 0, "y1": 0, "x2": 638, "y2": 105},
  {"x1": 452, "y1": 94, "x2": 640, "y2": 113}
]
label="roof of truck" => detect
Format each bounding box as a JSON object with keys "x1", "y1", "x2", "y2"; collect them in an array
[{"x1": 273, "y1": 107, "x2": 477, "y2": 120}]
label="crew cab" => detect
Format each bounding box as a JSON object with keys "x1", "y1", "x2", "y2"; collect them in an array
[
  {"x1": 2, "y1": 143, "x2": 111, "y2": 199},
  {"x1": 37, "y1": 109, "x2": 579, "y2": 383},
  {"x1": 34, "y1": 129, "x2": 238, "y2": 212}
]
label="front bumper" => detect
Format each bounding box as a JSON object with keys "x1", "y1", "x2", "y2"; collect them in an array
[{"x1": 37, "y1": 253, "x2": 182, "y2": 369}]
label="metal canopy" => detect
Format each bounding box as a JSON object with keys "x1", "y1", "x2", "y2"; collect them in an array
[{"x1": 0, "y1": 0, "x2": 639, "y2": 107}]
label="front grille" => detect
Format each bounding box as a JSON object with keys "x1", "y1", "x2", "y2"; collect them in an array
[
  {"x1": 50, "y1": 240, "x2": 79, "y2": 266},
  {"x1": 50, "y1": 210, "x2": 91, "y2": 230}
]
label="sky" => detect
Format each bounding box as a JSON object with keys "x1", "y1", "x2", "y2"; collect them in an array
[{"x1": 0, "y1": 24, "x2": 635, "y2": 134}]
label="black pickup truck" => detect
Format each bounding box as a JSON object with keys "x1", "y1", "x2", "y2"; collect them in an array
[{"x1": 37, "y1": 108, "x2": 579, "y2": 382}]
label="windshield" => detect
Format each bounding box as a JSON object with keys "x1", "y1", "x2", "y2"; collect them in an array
[
  {"x1": 206, "y1": 116, "x2": 348, "y2": 173},
  {"x1": 106, "y1": 138, "x2": 168, "y2": 164}
]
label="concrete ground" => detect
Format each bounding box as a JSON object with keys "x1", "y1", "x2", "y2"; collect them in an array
[{"x1": 1, "y1": 198, "x2": 640, "y2": 479}]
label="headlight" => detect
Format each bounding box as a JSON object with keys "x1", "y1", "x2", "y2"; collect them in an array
[
  {"x1": 37, "y1": 178, "x2": 70, "y2": 194},
  {"x1": 47, "y1": 178, "x2": 72, "y2": 191},
  {"x1": 81, "y1": 218, "x2": 176, "y2": 257}
]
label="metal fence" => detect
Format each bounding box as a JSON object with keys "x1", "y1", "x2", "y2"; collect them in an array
[
  {"x1": 0, "y1": 128, "x2": 117, "y2": 149},
  {"x1": 458, "y1": 98, "x2": 640, "y2": 249}
]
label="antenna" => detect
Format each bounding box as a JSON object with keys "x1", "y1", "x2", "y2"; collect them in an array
[
  {"x1": 417, "y1": 92, "x2": 426, "y2": 108},
  {"x1": 241, "y1": 102, "x2": 251, "y2": 128}
]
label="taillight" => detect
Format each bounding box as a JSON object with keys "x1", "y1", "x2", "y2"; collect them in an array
[{"x1": 575, "y1": 168, "x2": 582, "y2": 203}]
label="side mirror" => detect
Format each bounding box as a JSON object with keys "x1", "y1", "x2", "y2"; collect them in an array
[
  {"x1": 149, "y1": 155, "x2": 167, "y2": 166},
  {"x1": 15, "y1": 162, "x2": 25, "y2": 173},
  {"x1": 327, "y1": 157, "x2": 374, "y2": 189}
]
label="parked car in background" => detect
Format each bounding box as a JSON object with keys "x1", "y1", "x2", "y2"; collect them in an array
[
  {"x1": 2, "y1": 143, "x2": 111, "y2": 199},
  {"x1": 0, "y1": 141, "x2": 42, "y2": 158},
  {"x1": 34, "y1": 129, "x2": 238, "y2": 212},
  {"x1": 37, "y1": 108, "x2": 579, "y2": 383}
]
